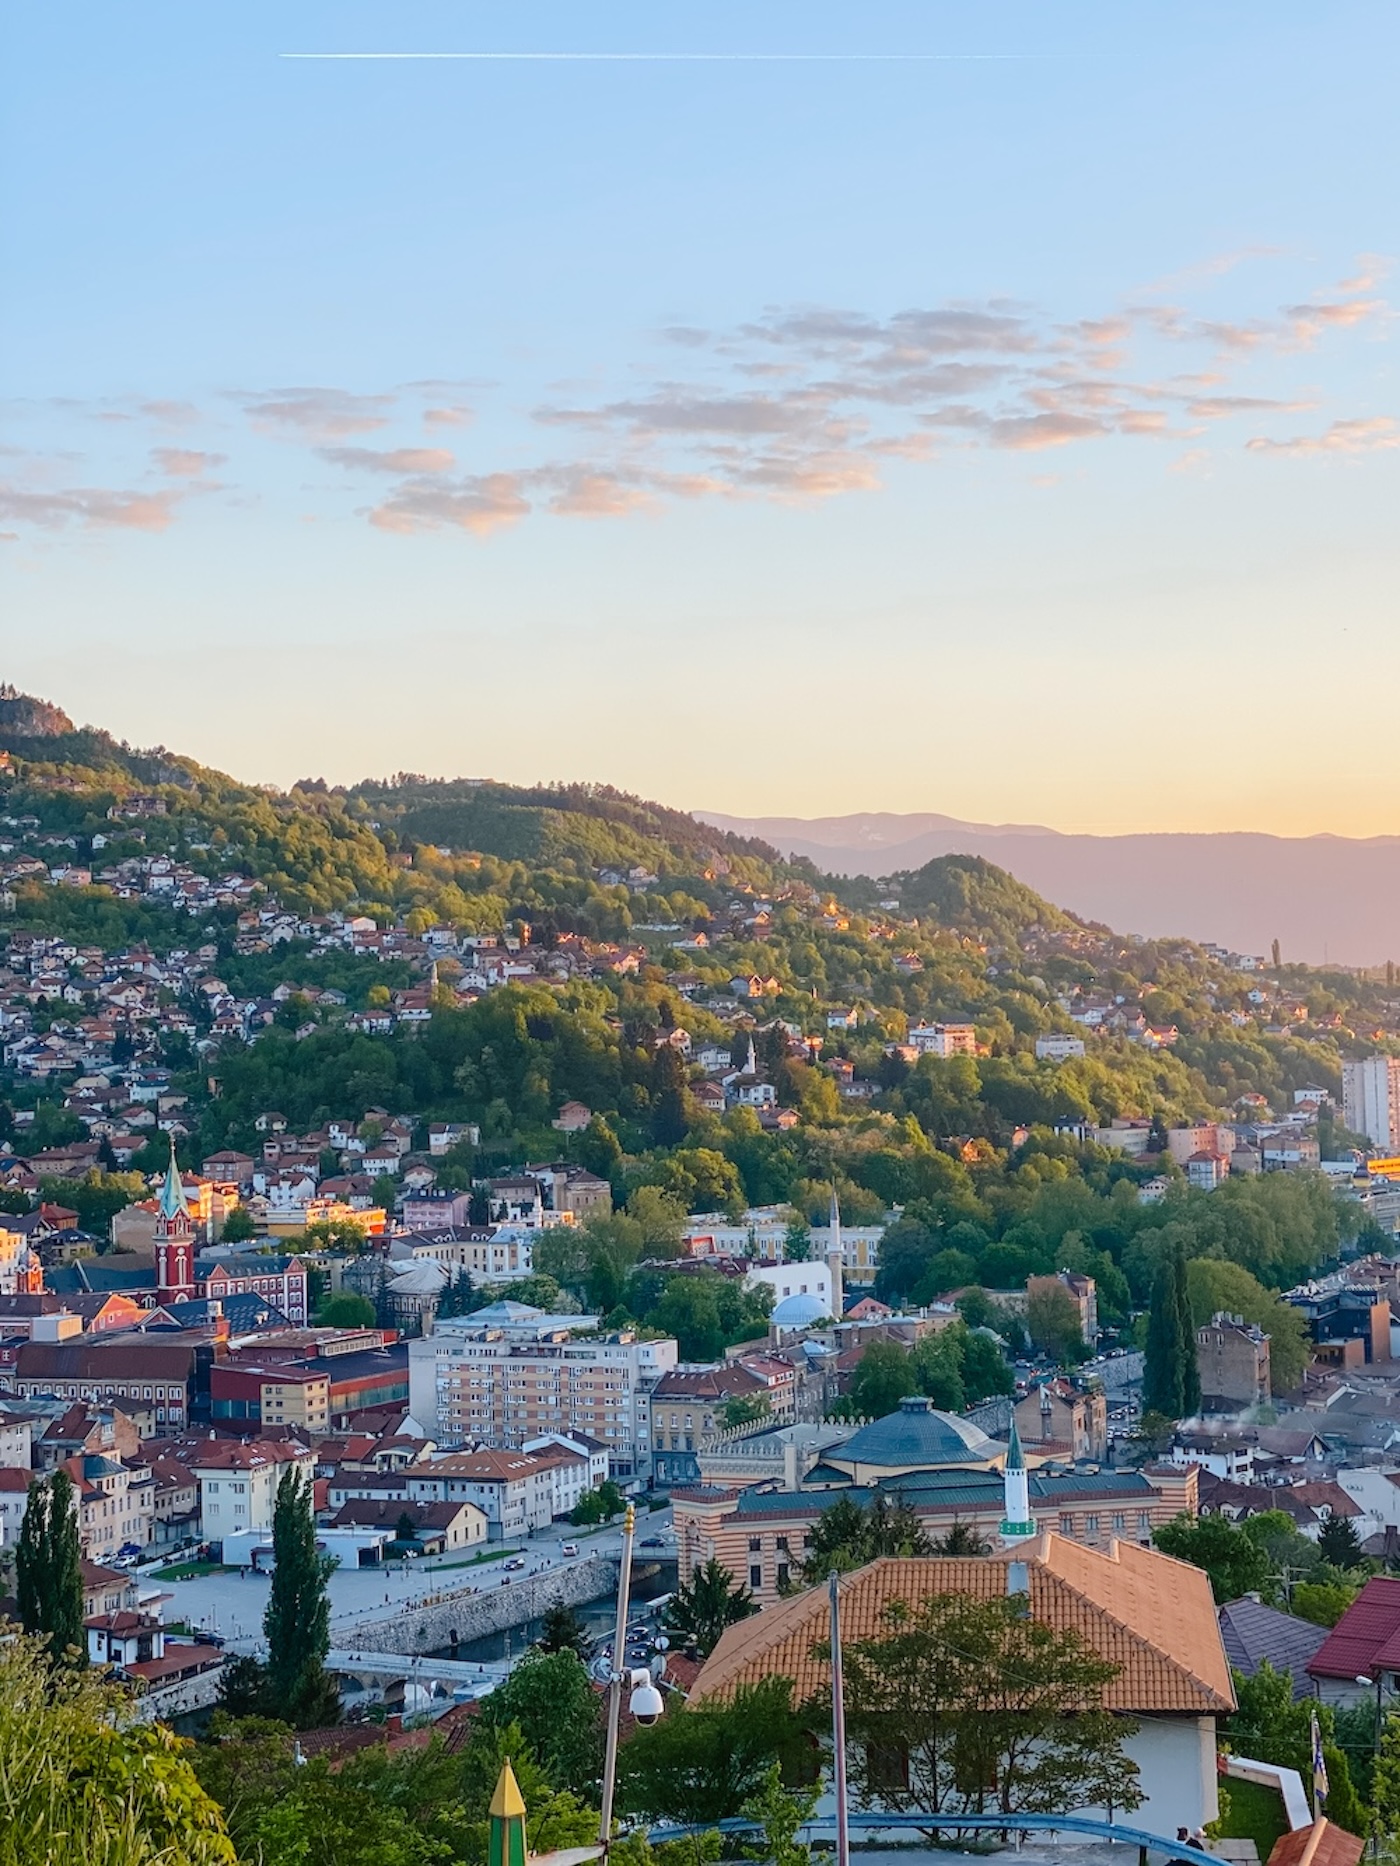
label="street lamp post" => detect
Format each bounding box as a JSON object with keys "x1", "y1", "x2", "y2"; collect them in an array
[{"x1": 598, "y1": 1503, "x2": 664, "y2": 1854}]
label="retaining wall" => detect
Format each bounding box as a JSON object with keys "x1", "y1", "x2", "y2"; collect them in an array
[{"x1": 332, "y1": 1552, "x2": 621, "y2": 1655}]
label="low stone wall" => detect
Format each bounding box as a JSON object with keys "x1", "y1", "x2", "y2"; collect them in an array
[
  {"x1": 132, "y1": 1665, "x2": 226, "y2": 1724},
  {"x1": 333, "y1": 1552, "x2": 621, "y2": 1656}
]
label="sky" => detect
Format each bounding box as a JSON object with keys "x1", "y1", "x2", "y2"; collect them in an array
[{"x1": 2, "y1": 3, "x2": 1398, "y2": 835}]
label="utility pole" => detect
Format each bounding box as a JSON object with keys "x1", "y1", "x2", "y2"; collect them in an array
[
  {"x1": 829, "y1": 1570, "x2": 850, "y2": 1866},
  {"x1": 598, "y1": 1502, "x2": 637, "y2": 1853}
]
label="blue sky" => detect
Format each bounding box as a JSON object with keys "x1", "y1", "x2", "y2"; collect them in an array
[{"x1": 3, "y1": 3, "x2": 1397, "y2": 833}]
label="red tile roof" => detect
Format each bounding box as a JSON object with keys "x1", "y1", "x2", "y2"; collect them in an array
[
  {"x1": 1309, "y1": 1574, "x2": 1400, "y2": 1680},
  {"x1": 1267, "y1": 1819, "x2": 1365, "y2": 1866}
]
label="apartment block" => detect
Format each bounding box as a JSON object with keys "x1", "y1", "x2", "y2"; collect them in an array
[
  {"x1": 407, "y1": 1309, "x2": 678, "y2": 1481},
  {"x1": 1344, "y1": 1056, "x2": 1400, "y2": 1152}
]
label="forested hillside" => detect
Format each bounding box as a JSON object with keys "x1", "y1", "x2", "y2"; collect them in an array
[{"x1": 1, "y1": 685, "x2": 1396, "y2": 1337}]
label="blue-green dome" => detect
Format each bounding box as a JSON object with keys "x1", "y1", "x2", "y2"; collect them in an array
[{"x1": 838, "y1": 1396, "x2": 1003, "y2": 1469}]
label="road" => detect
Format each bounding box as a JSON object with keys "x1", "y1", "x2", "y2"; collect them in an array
[{"x1": 152, "y1": 1508, "x2": 675, "y2": 1653}]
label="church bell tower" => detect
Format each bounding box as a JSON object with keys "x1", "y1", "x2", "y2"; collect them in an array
[{"x1": 154, "y1": 1142, "x2": 196, "y2": 1303}]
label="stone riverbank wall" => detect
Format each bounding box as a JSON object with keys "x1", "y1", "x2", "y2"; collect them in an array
[{"x1": 333, "y1": 1553, "x2": 624, "y2": 1656}]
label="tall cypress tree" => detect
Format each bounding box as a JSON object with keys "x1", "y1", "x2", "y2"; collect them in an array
[
  {"x1": 262, "y1": 1466, "x2": 338, "y2": 1728},
  {"x1": 1143, "y1": 1237, "x2": 1200, "y2": 1421},
  {"x1": 1143, "y1": 1251, "x2": 1184, "y2": 1417},
  {"x1": 16, "y1": 1467, "x2": 87, "y2": 1666},
  {"x1": 1174, "y1": 1241, "x2": 1202, "y2": 1416}
]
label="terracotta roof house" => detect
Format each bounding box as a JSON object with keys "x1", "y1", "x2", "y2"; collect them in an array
[{"x1": 690, "y1": 1532, "x2": 1233, "y2": 1834}]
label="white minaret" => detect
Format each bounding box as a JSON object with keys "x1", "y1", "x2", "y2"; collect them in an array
[
  {"x1": 744, "y1": 1035, "x2": 757, "y2": 1077},
  {"x1": 999, "y1": 1417, "x2": 1037, "y2": 1547},
  {"x1": 826, "y1": 1185, "x2": 845, "y2": 1321}
]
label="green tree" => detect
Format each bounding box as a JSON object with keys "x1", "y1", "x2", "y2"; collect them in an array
[
  {"x1": 1143, "y1": 1237, "x2": 1199, "y2": 1420},
  {"x1": 537, "y1": 1601, "x2": 591, "y2": 1660},
  {"x1": 262, "y1": 1467, "x2": 338, "y2": 1728},
  {"x1": 798, "y1": 1492, "x2": 933, "y2": 1580},
  {"x1": 220, "y1": 1205, "x2": 258, "y2": 1243},
  {"x1": 741, "y1": 1762, "x2": 820, "y2": 1866},
  {"x1": 1318, "y1": 1513, "x2": 1365, "y2": 1570},
  {"x1": 836, "y1": 1590, "x2": 1143, "y2": 1821},
  {"x1": 1293, "y1": 1580, "x2": 1359, "y2": 1628},
  {"x1": 721, "y1": 1392, "x2": 772, "y2": 1432},
  {"x1": 570, "y1": 1478, "x2": 625, "y2": 1525},
  {"x1": 664, "y1": 1557, "x2": 758, "y2": 1657},
  {"x1": 476, "y1": 1647, "x2": 603, "y2": 1788},
  {"x1": 16, "y1": 1467, "x2": 85, "y2": 1666},
  {"x1": 0, "y1": 1635, "x2": 236, "y2": 1866},
  {"x1": 1151, "y1": 1512, "x2": 1272, "y2": 1604},
  {"x1": 619, "y1": 1678, "x2": 808, "y2": 1829},
  {"x1": 315, "y1": 1290, "x2": 377, "y2": 1328},
  {"x1": 458, "y1": 1721, "x2": 601, "y2": 1860},
  {"x1": 844, "y1": 1339, "x2": 916, "y2": 1419},
  {"x1": 1026, "y1": 1281, "x2": 1087, "y2": 1365}
]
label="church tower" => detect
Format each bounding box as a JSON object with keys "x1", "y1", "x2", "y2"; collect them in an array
[
  {"x1": 154, "y1": 1142, "x2": 196, "y2": 1303},
  {"x1": 999, "y1": 1417, "x2": 1038, "y2": 1547}
]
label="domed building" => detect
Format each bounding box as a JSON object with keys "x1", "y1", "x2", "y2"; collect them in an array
[
  {"x1": 770, "y1": 1291, "x2": 830, "y2": 1335},
  {"x1": 804, "y1": 1395, "x2": 1006, "y2": 1488}
]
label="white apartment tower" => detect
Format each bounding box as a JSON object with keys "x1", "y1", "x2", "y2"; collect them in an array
[{"x1": 1342, "y1": 1056, "x2": 1400, "y2": 1151}]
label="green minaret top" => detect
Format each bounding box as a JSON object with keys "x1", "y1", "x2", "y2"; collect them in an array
[
  {"x1": 1006, "y1": 1415, "x2": 1025, "y2": 1472},
  {"x1": 488, "y1": 1759, "x2": 527, "y2": 1866}
]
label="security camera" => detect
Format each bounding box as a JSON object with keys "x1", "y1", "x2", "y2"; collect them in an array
[{"x1": 628, "y1": 1676, "x2": 665, "y2": 1726}]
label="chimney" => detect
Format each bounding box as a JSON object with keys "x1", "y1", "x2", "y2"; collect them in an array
[{"x1": 1007, "y1": 1560, "x2": 1030, "y2": 1611}]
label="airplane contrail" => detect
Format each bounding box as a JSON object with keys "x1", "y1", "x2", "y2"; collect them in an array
[{"x1": 280, "y1": 51, "x2": 1037, "y2": 62}]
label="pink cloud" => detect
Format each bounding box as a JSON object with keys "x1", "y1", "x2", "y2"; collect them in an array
[
  {"x1": 1245, "y1": 417, "x2": 1400, "y2": 457},
  {"x1": 243, "y1": 387, "x2": 392, "y2": 439},
  {"x1": 320, "y1": 446, "x2": 455, "y2": 474},
  {"x1": 152, "y1": 448, "x2": 226, "y2": 478},
  {"x1": 0, "y1": 484, "x2": 182, "y2": 531},
  {"x1": 368, "y1": 473, "x2": 530, "y2": 535}
]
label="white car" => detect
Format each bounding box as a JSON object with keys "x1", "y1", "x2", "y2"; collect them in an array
[{"x1": 561, "y1": 1542, "x2": 580, "y2": 1557}]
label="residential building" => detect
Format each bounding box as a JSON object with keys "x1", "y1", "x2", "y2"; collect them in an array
[
  {"x1": 210, "y1": 1361, "x2": 332, "y2": 1433},
  {"x1": 8, "y1": 1339, "x2": 199, "y2": 1431},
  {"x1": 1014, "y1": 1380, "x2": 1108, "y2": 1461},
  {"x1": 407, "y1": 1303, "x2": 678, "y2": 1481},
  {"x1": 329, "y1": 1495, "x2": 487, "y2": 1552},
  {"x1": 1217, "y1": 1595, "x2": 1328, "y2": 1699},
  {"x1": 651, "y1": 1362, "x2": 790, "y2": 1487},
  {"x1": 66, "y1": 1451, "x2": 155, "y2": 1560},
  {"x1": 1034, "y1": 1033, "x2": 1086, "y2": 1062},
  {"x1": 1310, "y1": 1575, "x2": 1400, "y2": 1706},
  {"x1": 403, "y1": 1448, "x2": 556, "y2": 1538},
  {"x1": 907, "y1": 1023, "x2": 977, "y2": 1057},
  {"x1": 188, "y1": 1439, "x2": 316, "y2": 1547},
  {"x1": 687, "y1": 1535, "x2": 1233, "y2": 1834},
  {"x1": 1197, "y1": 1313, "x2": 1272, "y2": 1410},
  {"x1": 1344, "y1": 1057, "x2": 1400, "y2": 1152}
]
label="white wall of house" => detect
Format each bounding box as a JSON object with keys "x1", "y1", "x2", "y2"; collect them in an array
[
  {"x1": 1077, "y1": 1715, "x2": 1220, "y2": 1833},
  {"x1": 1338, "y1": 1466, "x2": 1400, "y2": 1536}
]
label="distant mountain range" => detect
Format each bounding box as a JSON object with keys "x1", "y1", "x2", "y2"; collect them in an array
[{"x1": 697, "y1": 810, "x2": 1400, "y2": 968}]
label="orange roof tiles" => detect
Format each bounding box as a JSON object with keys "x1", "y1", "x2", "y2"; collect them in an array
[{"x1": 690, "y1": 1532, "x2": 1233, "y2": 1716}]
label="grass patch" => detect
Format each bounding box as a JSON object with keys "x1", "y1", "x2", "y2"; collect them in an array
[
  {"x1": 154, "y1": 1560, "x2": 235, "y2": 1581},
  {"x1": 425, "y1": 1547, "x2": 514, "y2": 1574},
  {"x1": 1218, "y1": 1775, "x2": 1290, "y2": 1860}
]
